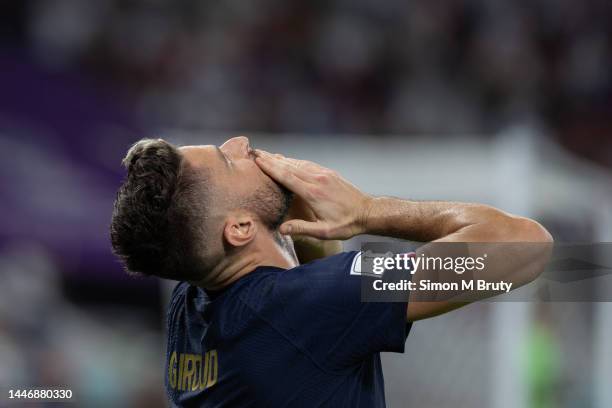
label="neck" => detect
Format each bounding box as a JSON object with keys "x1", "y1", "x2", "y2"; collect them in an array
[{"x1": 195, "y1": 231, "x2": 297, "y2": 290}]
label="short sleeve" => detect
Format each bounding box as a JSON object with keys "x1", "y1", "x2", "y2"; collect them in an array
[{"x1": 266, "y1": 251, "x2": 412, "y2": 371}]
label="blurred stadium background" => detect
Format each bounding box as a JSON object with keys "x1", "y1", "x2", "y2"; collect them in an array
[{"x1": 1, "y1": 1, "x2": 611, "y2": 407}]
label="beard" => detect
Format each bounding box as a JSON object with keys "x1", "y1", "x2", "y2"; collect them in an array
[{"x1": 246, "y1": 179, "x2": 294, "y2": 231}]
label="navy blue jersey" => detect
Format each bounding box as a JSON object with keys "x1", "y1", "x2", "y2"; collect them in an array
[{"x1": 165, "y1": 251, "x2": 412, "y2": 407}]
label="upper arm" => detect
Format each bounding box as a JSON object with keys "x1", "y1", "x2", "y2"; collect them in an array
[
  {"x1": 407, "y1": 300, "x2": 469, "y2": 321},
  {"x1": 405, "y1": 219, "x2": 553, "y2": 321}
]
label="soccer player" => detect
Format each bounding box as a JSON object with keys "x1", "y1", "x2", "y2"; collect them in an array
[{"x1": 110, "y1": 136, "x2": 552, "y2": 407}]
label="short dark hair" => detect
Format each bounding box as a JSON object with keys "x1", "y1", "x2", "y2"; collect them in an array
[{"x1": 110, "y1": 138, "x2": 209, "y2": 280}]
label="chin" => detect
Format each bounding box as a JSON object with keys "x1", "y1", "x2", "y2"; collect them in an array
[{"x1": 248, "y1": 179, "x2": 294, "y2": 230}]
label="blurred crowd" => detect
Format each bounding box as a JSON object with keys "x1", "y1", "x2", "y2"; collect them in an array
[
  {"x1": 3, "y1": 0, "x2": 612, "y2": 166},
  {"x1": 0, "y1": 243, "x2": 166, "y2": 407}
]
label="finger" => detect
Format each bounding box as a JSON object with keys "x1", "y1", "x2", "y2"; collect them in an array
[
  {"x1": 280, "y1": 220, "x2": 330, "y2": 239},
  {"x1": 276, "y1": 156, "x2": 321, "y2": 173},
  {"x1": 256, "y1": 151, "x2": 316, "y2": 181},
  {"x1": 256, "y1": 150, "x2": 319, "y2": 181},
  {"x1": 283, "y1": 157, "x2": 313, "y2": 172},
  {"x1": 255, "y1": 154, "x2": 313, "y2": 197}
]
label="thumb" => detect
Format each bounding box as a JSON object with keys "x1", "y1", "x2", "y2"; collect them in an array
[{"x1": 280, "y1": 220, "x2": 327, "y2": 238}]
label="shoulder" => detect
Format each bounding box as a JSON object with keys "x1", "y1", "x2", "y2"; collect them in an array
[
  {"x1": 169, "y1": 281, "x2": 190, "y2": 304},
  {"x1": 290, "y1": 251, "x2": 360, "y2": 276},
  {"x1": 230, "y1": 252, "x2": 358, "y2": 313},
  {"x1": 166, "y1": 281, "x2": 190, "y2": 322},
  {"x1": 270, "y1": 251, "x2": 361, "y2": 305},
  {"x1": 277, "y1": 251, "x2": 361, "y2": 288}
]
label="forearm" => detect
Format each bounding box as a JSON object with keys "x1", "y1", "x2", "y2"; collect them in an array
[{"x1": 363, "y1": 196, "x2": 551, "y2": 243}]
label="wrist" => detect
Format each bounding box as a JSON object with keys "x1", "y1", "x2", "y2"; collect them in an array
[
  {"x1": 358, "y1": 196, "x2": 417, "y2": 238},
  {"x1": 356, "y1": 195, "x2": 377, "y2": 235}
]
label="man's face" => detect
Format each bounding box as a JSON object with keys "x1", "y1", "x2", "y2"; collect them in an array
[{"x1": 180, "y1": 136, "x2": 292, "y2": 229}]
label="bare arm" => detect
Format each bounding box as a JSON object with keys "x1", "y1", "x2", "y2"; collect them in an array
[
  {"x1": 254, "y1": 151, "x2": 553, "y2": 321},
  {"x1": 364, "y1": 197, "x2": 553, "y2": 320}
]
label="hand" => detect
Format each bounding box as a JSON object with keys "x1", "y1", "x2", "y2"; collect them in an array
[
  {"x1": 287, "y1": 191, "x2": 317, "y2": 224},
  {"x1": 254, "y1": 150, "x2": 372, "y2": 239}
]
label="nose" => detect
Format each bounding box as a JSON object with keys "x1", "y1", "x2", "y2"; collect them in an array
[{"x1": 220, "y1": 136, "x2": 250, "y2": 159}]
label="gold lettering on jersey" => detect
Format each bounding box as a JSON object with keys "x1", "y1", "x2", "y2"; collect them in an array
[
  {"x1": 178, "y1": 353, "x2": 185, "y2": 390},
  {"x1": 182, "y1": 354, "x2": 195, "y2": 391},
  {"x1": 200, "y1": 352, "x2": 209, "y2": 389},
  {"x1": 168, "y1": 351, "x2": 178, "y2": 389},
  {"x1": 192, "y1": 354, "x2": 202, "y2": 391},
  {"x1": 168, "y1": 350, "x2": 219, "y2": 391},
  {"x1": 207, "y1": 350, "x2": 218, "y2": 387}
]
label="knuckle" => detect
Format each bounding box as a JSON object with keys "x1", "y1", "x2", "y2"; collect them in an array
[
  {"x1": 309, "y1": 186, "x2": 324, "y2": 198},
  {"x1": 303, "y1": 161, "x2": 318, "y2": 170},
  {"x1": 281, "y1": 169, "x2": 293, "y2": 180},
  {"x1": 314, "y1": 173, "x2": 330, "y2": 183},
  {"x1": 319, "y1": 229, "x2": 332, "y2": 239},
  {"x1": 325, "y1": 169, "x2": 338, "y2": 177},
  {"x1": 303, "y1": 188, "x2": 316, "y2": 201}
]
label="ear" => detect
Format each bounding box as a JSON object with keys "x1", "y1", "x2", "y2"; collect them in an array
[{"x1": 223, "y1": 213, "x2": 258, "y2": 247}]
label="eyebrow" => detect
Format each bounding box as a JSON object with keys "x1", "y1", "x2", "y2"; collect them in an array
[{"x1": 216, "y1": 146, "x2": 230, "y2": 167}]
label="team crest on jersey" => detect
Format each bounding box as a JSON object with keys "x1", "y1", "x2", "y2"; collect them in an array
[{"x1": 350, "y1": 252, "x2": 362, "y2": 275}]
